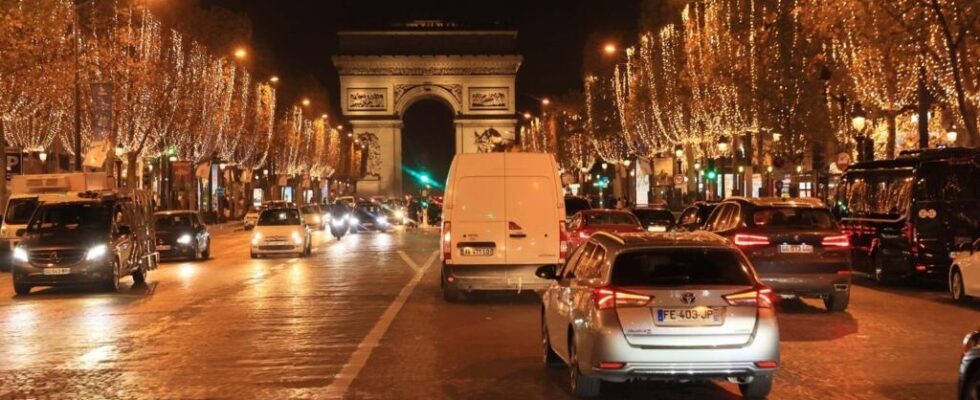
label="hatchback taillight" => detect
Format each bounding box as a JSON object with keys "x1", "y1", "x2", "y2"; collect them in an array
[
  {"x1": 723, "y1": 287, "x2": 774, "y2": 308},
  {"x1": 734, "y1": 234, "x2": 770, "y2": 246},
  {"x1": 593, "y1": 287, "x2": 652, "y2": 310},
  {"x1": 822, "y1": 234, "x2": 850, "y2": 248},
  {"x1": 441, "y1": 221, "x2": 452, "y2": 261}
]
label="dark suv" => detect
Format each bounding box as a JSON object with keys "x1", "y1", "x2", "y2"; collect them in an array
[{"x1": 702, "y1": 197, "x2": 852, "y2": 311}]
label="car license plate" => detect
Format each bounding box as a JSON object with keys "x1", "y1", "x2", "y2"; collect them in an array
[
  {"x1": 269, "y1": 241, "x2": 288, "y2": 246},
  {"x1": 460, "y1": 247, "x2": 494, "y2": 256},
  {"x1": 779, "y1": 244, "x2": 813, "y2": 254},
  {"x1": 655, "y1": 307, "x2": 723, "y2": 326},
  {"x1": 43, "y1": 268, "x2": 71, "y2": 275},
  {"x1": 156, "y1": 245, "x2": 172, "y2": 251}
]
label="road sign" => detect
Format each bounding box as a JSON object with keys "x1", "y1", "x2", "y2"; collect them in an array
[
  {"x1": 215, "y1": 187, "x2": 225, "y2": 196},
  {"x1": 673, "y1": 174, "x2": 685, "y2": 186},
  {"x1": 5, "y1": 150, "x2": 22, "y2": 180}
]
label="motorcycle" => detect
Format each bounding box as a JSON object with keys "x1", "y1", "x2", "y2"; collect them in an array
[{"x1": 329, "y1": 214, "x2": 349, "y2": 240}]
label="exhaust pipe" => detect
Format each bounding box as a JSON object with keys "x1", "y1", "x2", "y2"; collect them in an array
[{"x1": 834, "y1": 284, "x2": 849, "y2": 292}]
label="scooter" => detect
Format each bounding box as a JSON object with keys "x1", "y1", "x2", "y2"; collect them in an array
[{"x1": 329, "y1": 214, "x2": 349, "y2": 240}]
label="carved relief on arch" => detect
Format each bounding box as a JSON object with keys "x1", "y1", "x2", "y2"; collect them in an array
[{"x1": 393, "y1": 83, "x2": 462, "y2": 115}]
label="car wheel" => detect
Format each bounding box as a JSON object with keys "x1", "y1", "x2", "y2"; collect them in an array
[
  {"x1": 951, "y1": 268, "x2": 970, "y2": 303},
  {"x1": 568, "y1": 337, "x2": 600, "y2": 397},
  {"x1": 823, "y1": 290, "x2": 850, "y2": 312},
  {"x1": 542, "y1": 314, "x2": 563, "y2": 368},
  {"x1": 132, "y1": 265, "x2": 147, "y2": 285},
  {"x1": 964, "y1": 369, "x2": 980, "y2": 400},
  {"x1": 13, "y1": 283, "x2": 31, "y2": 296},
  {"x1": 441, "y1": 272, "x2": 465, "y2": 302},
  {"x1": 103, "y1": 259, "x2": 120, "y2": 292},
  {"x1": 739, "y1": 374, "x2": 774, "y2": 400},
  {"x1": 191, "y1": 243, "x2": 201, "y2": 261},
  {"x1": 250, "y1": 252, "x2": 259, "y2": 259},
  {"x1": 873, "y1": 255, "x2": 889, "y2": 284},
  {"x1": 201, "y1": 239, "x2": 211, "y2": 259}
]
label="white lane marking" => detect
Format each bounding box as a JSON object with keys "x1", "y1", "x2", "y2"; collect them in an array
[
  {"x1": 398, "y1": 251, "x2": 419, "y2": 271},
  {"x1": 320, "y1": 250, "x2": 438, "y2": 398}
]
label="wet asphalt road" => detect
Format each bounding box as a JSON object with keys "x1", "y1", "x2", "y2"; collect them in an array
[{"x1": 0, "y1": 227, "x2": 977, "y2": 399}]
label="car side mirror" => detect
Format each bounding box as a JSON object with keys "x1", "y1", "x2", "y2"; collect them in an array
[
  {"x1": 117, "y1": 225, "x2": 132, "y2": 236},
  {"x1": 14, "y1": 229, "x2": 25, "y2": 237},
  {"x1": 535, "y1": 265, "x2": 557, "y2": 280}
]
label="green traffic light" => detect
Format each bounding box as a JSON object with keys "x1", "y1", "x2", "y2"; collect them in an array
[
  {"x1": 420, "y1": 174, "x2": 431, "y2": 184},
  {"x1": 706, "y1": 170, "x2": 718, "y2": 180}
]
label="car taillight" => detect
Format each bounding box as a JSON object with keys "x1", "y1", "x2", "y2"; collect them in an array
[
  {"x1": 441, "y1": 221, "x2": 452, "y2": 261},
  {"x1": 822, "y1": 234, "x2": 850, "y2": 248},
  {"x1": 579, "y1": 231, "x2": 590, "y2": 240},
  {"x1": 723, "y1": 287, "x2": 773, "y2": 308},
  {"x1": 559, "y1": 221, "x2": 568, "y2": 261},
  {"x1": 593, "y1": 287, "x2": 652, "y2": 310},
  {"x1": 733, "y1": 234, "x2": 770, "y2": 246},
  {"x1": 902, "y1": 221, "x2": 917, "y2": 254}
]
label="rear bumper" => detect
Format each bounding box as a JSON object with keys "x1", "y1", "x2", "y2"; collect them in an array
[
  {"x1": 443, "y1": 263, "x2": 553, "y2": 292},
  {"x1": 759, "y1": 272, "x2": 851, "y2": 297},
  {"x1": 582, "y1": 314, "x2": 780, "y2": 382}
]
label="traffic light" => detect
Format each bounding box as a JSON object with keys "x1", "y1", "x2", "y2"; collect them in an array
[
  {"x1": 706, "y1": 159, "x2": 717, "y2": 181},
  {"x1": 419, "y1": 174, "x2": 431, "y2": 185}
]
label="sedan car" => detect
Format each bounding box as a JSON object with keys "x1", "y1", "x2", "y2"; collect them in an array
[
  {"x1": 250, "y1": 208, "x2": 311, "y2": 258},
  {"x1": 567, "y1": 210, "x2": 644, "y2": 250},
  {"x1": 702, "y1": 197, "x2": 852, "y2": 311},
  {"x1": 351, "y1": 202, "x2": 390, "y2": 232},
  {"x1": 950, "y1": 238, "x2": 980, "y2": 303},
  {"x1": 154, "y1": 211, "x2": 210, "y2": 261},
  {"x1": 537, "y1": 231, "x2": 778, "y2": 398},
  {"x1": 630, "y1": 207, "x2": 676, "y2": 232},
  {"x1": 674, "y1": 201, "x2": 719, "y2": 231}
]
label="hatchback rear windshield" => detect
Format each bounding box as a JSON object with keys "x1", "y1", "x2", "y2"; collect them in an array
[
  {"x1": 751, "y1": 207, "x2": 834, "y2": 229},
  {"x1": 5, "y1": 197, "x2": 39, "y2": 225},
  {"x1": 611, "y1": 249, "x2": 754, "y2": 286},
  {"x1": 584, "y1": 212, "x2": 638, "y2": 226},
  {"x1": 301, "y1": 205, "x2": 319, "y2": 214},
  {"x1": 257, "y1": 209, "x2": 300, "y2": 226},
  {"x1": 632, "y1": 209, "x2": 674, "y2": 224}
]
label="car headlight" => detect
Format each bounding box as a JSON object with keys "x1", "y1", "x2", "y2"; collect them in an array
[
  {"x1": 251, "y1": 232, "x2": 262, "y2": 245},
  {"x1": 313, "y1": 215, "x2": 321, "y2": 223},
  {"x1": 85, "y1": 244, "x2": 107, "y2": 261},
  {"x1": 177, "y1": 234, "x2": 193, "y2": 245},
  {"x1": 394, "y1": 210, "x2": 404, "y2": 219},
  {"x1": 291, "y1": 231, "x2": 303, "y2": 244},
  {"x1": 12, "y1": 247, "x2": 28, "y2": 263},
  {"x1": 376, "y1": 216, "x2": 388, "y2": 225},
  {"x1": 331, "y1": 218, "x2": 345, "y2": 227},
  {"x1": 350, "y1": 217, "x2": 360, "y2": 225}
]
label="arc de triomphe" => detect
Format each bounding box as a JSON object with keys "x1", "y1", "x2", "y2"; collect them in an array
[{"x1": 332, "y1": 21, "x2": 522, "y2": 197}]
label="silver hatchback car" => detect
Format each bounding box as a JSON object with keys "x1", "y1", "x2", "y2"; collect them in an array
[{"x1": 537, "y1": 231, "x2": 779, "y2": 398}]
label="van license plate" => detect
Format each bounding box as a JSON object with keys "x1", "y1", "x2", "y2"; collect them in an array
[
  {"x1": 779, "y1": 244, "x2": 813, "y2": 254},
  {"x1": 655, "y1": 307, "x2": 723, "y2": 326},
  {"x1": 43, "y1": 268, "x2": 71, "y2": 275},
  {"x1": 461, "y1": 247, "x2": 494, "y2": 256},
  {"x1": 156, "y1": 245, "x2": 171, "y2": 251}
]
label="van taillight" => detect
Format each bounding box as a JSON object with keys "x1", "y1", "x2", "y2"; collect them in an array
[
  {"x1": 734, "y1": 234, "x2": 770, "y2": 247},
  {"x1": 902, "y1": 221, "x2": 917, "y2": 253},
  {"x1": 441, "y1": 221, "x2": 452, "y2": 261},
  {"x1": 822, "y1": 234, "x2": 850, "y2": 248},
  {"x1": 723, "y1": 287, "x2": 774, "y2": 308},
  {"x1": 559, "y1": 221, "x2": 568, "y2": 261},
  {"x1": 593, "y1": 287, "x2": 652, "y2": 310}
]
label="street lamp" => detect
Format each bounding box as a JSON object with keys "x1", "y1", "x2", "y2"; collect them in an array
[
  {"x1": 851, "y1": 112, "x2": 867, "y2": 132},
  {"x1": 38, "y1": 152, "x2": 47, "y2": 162},
  {"x1": 269, "y1": 75, "x2": 280, "y2": 83},
  {"x1": 233, "y1": 47, "x2": 248, "y2": 60},
  {"x1": 946, "y1": 130, "x2": 958, "y2": 144},
  {"x1": 541, "y1": 98, "x2": 551, "y2": 107},
  {"x1": 674, "y1": 145, "x2": 684, "y2": 159},
  {"x1": 523, "y1": 112, "x2": 532, "y2": 120},
  {"x1": 301, "y1": 98, "x2": 311, "y2": 107},
  {"x1": 603, "y1": 43, "x2": 617, "y2": 55},
  {"x1": 717, "y1": 137, "x2": 731, "y2": 199}
]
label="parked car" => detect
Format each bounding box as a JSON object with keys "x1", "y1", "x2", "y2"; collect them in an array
[
  {"x1": 537, "y1": 231, "x2": 779, "y2": 398},
  {"x1": 300, "y1": 204, "x2": 325, "y2": 230},
  {"x1": 675, "y1": 201, "x2": 720, "y2": 232},
  {"x1": 564, "y1": 196, "x2": 592, "y2": 223},
  {"x1": 961, "y1": 329, "x2": 980, "y2": 400},
  {"x1": 243, "y1": 206, "x2": 261, "y2": 230},
  {"x1": 440, "y1": 152, "x2": 566, "y2": 301},
  {"x1": 351, "y1": 201, "x2": 390, "y2": 232},
  {"x1": 250, "y1": 208, "x2": 311, "y2": 258},
  {"x1": 630, "y1": 207, "x2": 676, "y2": 232},
  {"x1": 261, "y1": 200, "x2": 293, "y2": 209},
  {"x1": 567, "y1": 210, "x2": 644, "y2": 250},
  {"x1": 154, "y1": 210, "x2": 211, "y2": 261},
  {"x1": 833, "y1": 147, "x2": 979, "y2": 283},
  {"x1": 12, "y1": 189, "x2": 158, "y2": 295},
  {"x1": 703, "y1": 197, "x2": 852, "y2": 311},
  {"x1": 950, "y1": 238, "x2": 980, "y2": 302}
]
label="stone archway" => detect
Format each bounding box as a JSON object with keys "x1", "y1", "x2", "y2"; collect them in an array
[{"x1": 332, "y1": 21, "x2": 522, "y2": 197}]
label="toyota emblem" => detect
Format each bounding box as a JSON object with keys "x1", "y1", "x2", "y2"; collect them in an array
[{"x1": 681, "y1": 292, "x2": 696, "y2": 305}]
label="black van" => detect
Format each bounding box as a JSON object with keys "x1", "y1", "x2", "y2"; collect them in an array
[{"x1": 832, "y1": 148, "x2": 979, "y2": 282}]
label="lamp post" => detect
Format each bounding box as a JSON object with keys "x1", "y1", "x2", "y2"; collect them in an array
[
  {"x1": 717, "y1": 137, "x2": 730, "y2": 199},
  {"x1": 852, "y1": 108, "x2": 867, "y2": 162},
  {"x1": 674, "y1": 145, "x2": 684, "y2": 204},
  {"x1": 694, "y1": 161, "x2": 702, "y2": 201}
]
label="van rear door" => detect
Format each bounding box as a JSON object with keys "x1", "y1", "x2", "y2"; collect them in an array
[
  {"x1": 505, "y1": 176, "x2": 560, "y2": 265},
  {"x1": 450, "y1": 176, "x2": 507, "y2": 265}
]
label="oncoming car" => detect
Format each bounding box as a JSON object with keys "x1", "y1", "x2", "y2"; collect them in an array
[
  {"x1": 537, "y1": 231, "x2": 779, "y2": 398},
  {"x1": 250, "y1": 208, "x2": 311, "y2": 258}
]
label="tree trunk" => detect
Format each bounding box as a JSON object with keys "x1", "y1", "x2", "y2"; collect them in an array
[
  {"x1": 928, "y1": 0, "x2": 979, "y2": 146},
  {"x1": 885, "y1": 111, "x2": 897, "y2": 159},
  {"x1": 126, "y1": 152, "x2": 138, "y2": 189},
  {"x1": 917, "y1": 67, "x2": 932, "y2": 148},
  {"x1": 0, "y1": 119, "x2": 7, "y2": 207}
]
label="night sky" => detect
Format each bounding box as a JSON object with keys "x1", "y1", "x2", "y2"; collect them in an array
[{"x1": 199, "y1": 0, "x2": 638, "y2": 190}]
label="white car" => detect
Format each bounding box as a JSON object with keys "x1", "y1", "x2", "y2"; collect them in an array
[
  {"x1": 300, "y1": 204, "x2": 325, "y2": 230},
  {"x1": 243, "y1": 206, "x2": 261, "y2": 230},
  {"x1": 440, "y1": 152, "x2": 566, "y2": 301},
  {"x1": 950, "y1": 238, "x2": 980, "y2": 302},
  {"x1": 250, "y1": 208, "x2": 311, "y2": 258}
]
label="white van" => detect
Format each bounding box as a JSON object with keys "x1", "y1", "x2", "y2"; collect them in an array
[{"x1": 440, "y1": 153, "x2": 566, "y2": 300}]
